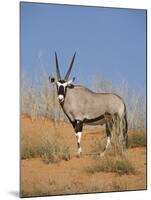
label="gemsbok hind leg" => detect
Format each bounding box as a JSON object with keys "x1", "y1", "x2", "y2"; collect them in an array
[
  {"x1": 74, "y1": 120, "x2": 83, "y2": 157},
  {"x1": 100, "y1": 122, "x2": 112, "y2": 157},
  {"x1": 119, "y1": 116, "x2": 127, "y2": 150}
]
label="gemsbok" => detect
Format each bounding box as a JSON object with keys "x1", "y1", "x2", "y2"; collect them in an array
[{"x1": 49, "y1": 52, "x2": 128, "y2": 157}]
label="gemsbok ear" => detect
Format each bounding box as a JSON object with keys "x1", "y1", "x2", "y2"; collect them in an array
[
  {"x1": 67, "y1": 77, "x2": 75, "y2": 85},
  {"x1": 49, "y1": 76, "x2": 55, "y2": 83},
  {"x1": 67, "y1": 79, "x2": 73, "y2": 85}
]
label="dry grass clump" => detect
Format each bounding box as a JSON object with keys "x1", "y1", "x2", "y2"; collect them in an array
[
  {"x1": 86, "y1": 155, "x2": 135, "y2": 176},
  {"x1": 21, "y1": 127, "x2": 71, "y2": 163},
  {"x1": 21, "y1": 139, "x2": 70, "y2": 163},
  {"x1": 128, "y1": 129, "x2": 146, "y2": 148}
]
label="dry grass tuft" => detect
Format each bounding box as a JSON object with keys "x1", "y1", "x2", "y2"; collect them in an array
[
  {"x1": 128, "y1": 129, "x2": 146, "y2": 148},
  {"x1": 21, "y1": 138, "x2": 71, "y2": 163},
  {"x1": 21, "y1": 122, "x2": 71, "y2": 163},
  {"x1": 86, "y1": 155, "x2": 135, "y2": 176}
]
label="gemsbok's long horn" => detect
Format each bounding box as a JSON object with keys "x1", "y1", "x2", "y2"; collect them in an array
[
  {"x1": 64, "y1": 52, "x2": 76, "y2": 81},
  {"x1": 55, "y1": 52, "x2": 61, "y2": 80}
]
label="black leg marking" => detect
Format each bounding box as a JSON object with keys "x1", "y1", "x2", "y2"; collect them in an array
[
  {"x1": 75, "y1": 120, "x2": 83, "y2": 133},
  {"x1": 74, "y1": 120, "x2": 83, "y2": 157}
]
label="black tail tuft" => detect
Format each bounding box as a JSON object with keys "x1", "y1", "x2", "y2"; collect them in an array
[{"x1": 123, "y1": 111, "x2": 128, "y2": 148}]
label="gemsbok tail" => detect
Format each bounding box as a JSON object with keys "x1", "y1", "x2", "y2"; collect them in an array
[{"x1": 123, "y1": 108, "x2": 128, "y2": 148}]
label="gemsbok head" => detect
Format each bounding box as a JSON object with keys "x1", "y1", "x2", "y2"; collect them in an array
[{"x1": 50, "y1": 52, "x2": 76, "y2": 103}]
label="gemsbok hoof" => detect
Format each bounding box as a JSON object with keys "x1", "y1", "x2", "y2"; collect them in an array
[{"x1": 77, "y1": 153, "x2": 81, "y2": 158}]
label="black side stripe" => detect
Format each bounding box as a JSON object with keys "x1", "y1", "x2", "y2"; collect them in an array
[
  {"x1": 83, "y1": 112, "x2": 111, "y2": 123},
  {"x1": 84, "y1": 115, "x2": 105, "y2": 123}
]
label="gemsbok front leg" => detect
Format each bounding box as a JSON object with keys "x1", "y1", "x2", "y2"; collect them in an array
[{"x1": 74, "y1": 120, "x2": 83, "y2": 157}]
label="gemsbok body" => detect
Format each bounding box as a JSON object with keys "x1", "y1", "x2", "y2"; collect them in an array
[{"x1": 49, "y1": 53, "x2": 128, "y2": 157}]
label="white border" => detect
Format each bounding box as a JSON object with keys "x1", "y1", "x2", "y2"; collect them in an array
[{"x1": 0, "y1": 0, "x2": 150, "y2": 199}]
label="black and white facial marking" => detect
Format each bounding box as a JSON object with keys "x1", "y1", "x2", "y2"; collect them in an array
[{"x1": 56, "y1": 80, "x2": 73, "y2": 102}]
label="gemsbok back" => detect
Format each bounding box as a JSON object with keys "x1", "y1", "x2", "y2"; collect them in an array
[{"x1": 49, "y1": 52, "x2": 128, "y2": 157}]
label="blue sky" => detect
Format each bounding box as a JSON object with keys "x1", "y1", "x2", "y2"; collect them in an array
[{"x1": 20, "y1": 2, "x2": 146, "y2": 93}]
